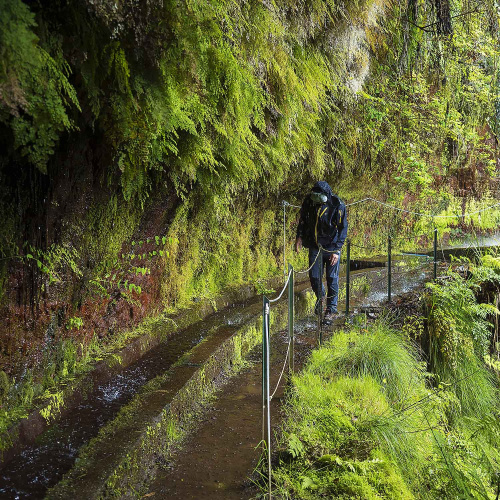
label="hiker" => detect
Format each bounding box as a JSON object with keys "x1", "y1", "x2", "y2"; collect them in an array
[{"x1": 295, "y1": 181, "x2": 348, "y2": 324}]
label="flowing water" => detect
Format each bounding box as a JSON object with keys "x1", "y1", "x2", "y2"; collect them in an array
[{"x1": 0, "y1": 296, "x2": 264, "y2": 498}]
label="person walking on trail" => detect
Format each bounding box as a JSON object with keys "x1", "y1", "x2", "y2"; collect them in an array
[{"x1": 295, "y1": 181, "x2": 348, "y2": 325}]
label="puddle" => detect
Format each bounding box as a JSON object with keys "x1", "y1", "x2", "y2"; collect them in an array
[
  {"x1": 144, "y1": 263, "x2": 438, "y2": 498},
  {"x1": 137, "y1": 237, "x2": 500, "y2": 500},
  {"x1": 295, "y1": 320, "x2": 317, "y2": 333}
]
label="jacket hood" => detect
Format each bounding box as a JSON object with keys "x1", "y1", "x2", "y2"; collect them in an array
[{"x1": 312, "y1": 181, "x2": 334, "y2": 203}]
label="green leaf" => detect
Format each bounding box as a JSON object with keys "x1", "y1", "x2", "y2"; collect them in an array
[
  {"x1": 301, "y1": 476, "x2": 317, "y2": 490},
  {"x1": 288, "y1": 433, "x2": 304, "y2": 458}
]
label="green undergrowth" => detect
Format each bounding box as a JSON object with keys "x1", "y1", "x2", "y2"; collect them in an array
[
  {"x1": 425, "y1": 259, "x2": 500, "y2": 420},
  {"x1": 269, "y1": 309, "x2": 500, "y2": 498}
]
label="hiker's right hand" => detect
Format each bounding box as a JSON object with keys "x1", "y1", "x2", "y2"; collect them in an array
[
  {"x1": 295, "y1": 237, "x2": 302, "y2": 253},
  {"x1": 329, "y1": 253, "x2": 339, "y2": 266}
]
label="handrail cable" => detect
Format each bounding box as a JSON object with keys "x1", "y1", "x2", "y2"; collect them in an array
[
  {"x1": 264, "y1": 198, "x2": 500, "y2": 498},
  {"x1": 269, "y1": 269, "x2": 293, "y2": 303},
  {"x1": 294, "y1": 249, "x2": 321, "y2": 275},
  {"x1": 270, "y1": 338, "x2": 291, "y2": 400},
  {"x1": 395, "y1": 252, "x2": 431, "y2": 257},
  {"x1": 392, "y1": 233, "x2": 431, "y2": 241}
]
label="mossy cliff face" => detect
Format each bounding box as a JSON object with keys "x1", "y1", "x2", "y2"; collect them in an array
[{"x1": 0, "y1": 0, "x2": 499, "y2": 378}]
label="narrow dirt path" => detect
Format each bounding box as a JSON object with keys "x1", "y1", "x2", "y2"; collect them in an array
[{"x1": 146, "y1": 318, "x2": 324, "y2": 499}]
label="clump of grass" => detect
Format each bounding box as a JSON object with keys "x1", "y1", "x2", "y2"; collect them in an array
[
  {"x1": 270, "y1": 322, "x2": 435, "y2": 498},
  {"x1": 268, "y1": 315, "x2": 500, "y2": 499},
  {"x1": 309, "y1": 323, "x2": 425, "y2": 406},
  {"x1": 275, "y1": 373, "x2": 416, "y2": 499}
]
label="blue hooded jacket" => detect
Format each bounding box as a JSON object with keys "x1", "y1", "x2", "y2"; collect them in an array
[{"x1": 296, "y1": 181, "x2": 348, "y2": 252}]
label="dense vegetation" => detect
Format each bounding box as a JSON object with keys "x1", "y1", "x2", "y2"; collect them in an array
[
  {"x1": 0, "y1": 0, "x2": 499, "y2": 452},
  {"x1": 269, "y1": 257, "x2": 500, "y2": 498}
]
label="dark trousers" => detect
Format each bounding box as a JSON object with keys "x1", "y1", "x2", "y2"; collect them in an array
[{"x1": 309, "y1": 247, "x2": 341, "y2": 312}]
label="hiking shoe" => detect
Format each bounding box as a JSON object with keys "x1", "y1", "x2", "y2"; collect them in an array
[{"x1": 323, "y1": 309, "x2": 339, "y2": 325}]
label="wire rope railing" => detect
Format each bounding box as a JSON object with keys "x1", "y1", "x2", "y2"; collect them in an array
[
  {"x1": 282, "y1": 196, "x2": 500, "y2": 273},
  {"x1": 269, "y1": 269, "x2": 293, "y2": 303},
  {"x1": 293, "y1": 249, "x2": 321, "y2": 275},
  {"x1": 270, "y1": 337, "x2": 292, "y2": 400},
  {"x1": 350, "y1": 242, "x2": 385, "y2": 251},
  {"x1": 392, "y1": 233, "x2": 431, "y2": 241},
  {"x1": 285, "y1": 197, "x2": 500, "y2": 217}
]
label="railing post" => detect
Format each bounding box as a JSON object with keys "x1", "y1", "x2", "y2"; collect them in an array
[
  {"x1": 433, "y1": 228, "x2": 438, "y2": 280},
  {"x1": 262, "y1": 295, "x2": 267, "y2": 443},
  {"x1": 345, "y1": 239, "x2": 351, "y2": 317},
  {"x1": 262, "y1": 295, "x2": 271, "y2": 499},
  {"x1": 388, "y1": 236, "x2": 392, "y2": 302},
  {"x1": 288, "y1": 264, "x2": 294, "y2": 374},
  {"x1": 283, "y1": 201, "x2": 287, "y2": 278},
  {"x1": 317, "y1": 249, "x2": 323, "y2": 346}
]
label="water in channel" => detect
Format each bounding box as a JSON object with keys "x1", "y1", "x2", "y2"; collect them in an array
[{"x1": 0, "y1": 296, "x2": 263, "y2": 499}]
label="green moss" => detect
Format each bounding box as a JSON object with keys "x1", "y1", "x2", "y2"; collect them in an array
[
  {"x1": 0, "y1": 371, "x2": 9, "y2": 403},
  {"x1": 80, "y1": 195, "x2": 141, "y2": 280},
  {"x1": 1, "y1": 0, "x2": 499, "y2": 397},
  {"x1": 1, "y1": 0, "x2": 500, "y2": 491},
  {"x1": 159, "y1": 195, "x2": 285, "y2": 309}
]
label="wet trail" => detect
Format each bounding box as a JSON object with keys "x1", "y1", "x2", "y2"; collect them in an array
[{"x1": 147, "y1": 318, "x2": 320, "y2": 499}]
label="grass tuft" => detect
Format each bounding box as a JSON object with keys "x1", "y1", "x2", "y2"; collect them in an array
[{"x1": 268, "y1": 309, "x2": 500, "y2": 499}]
